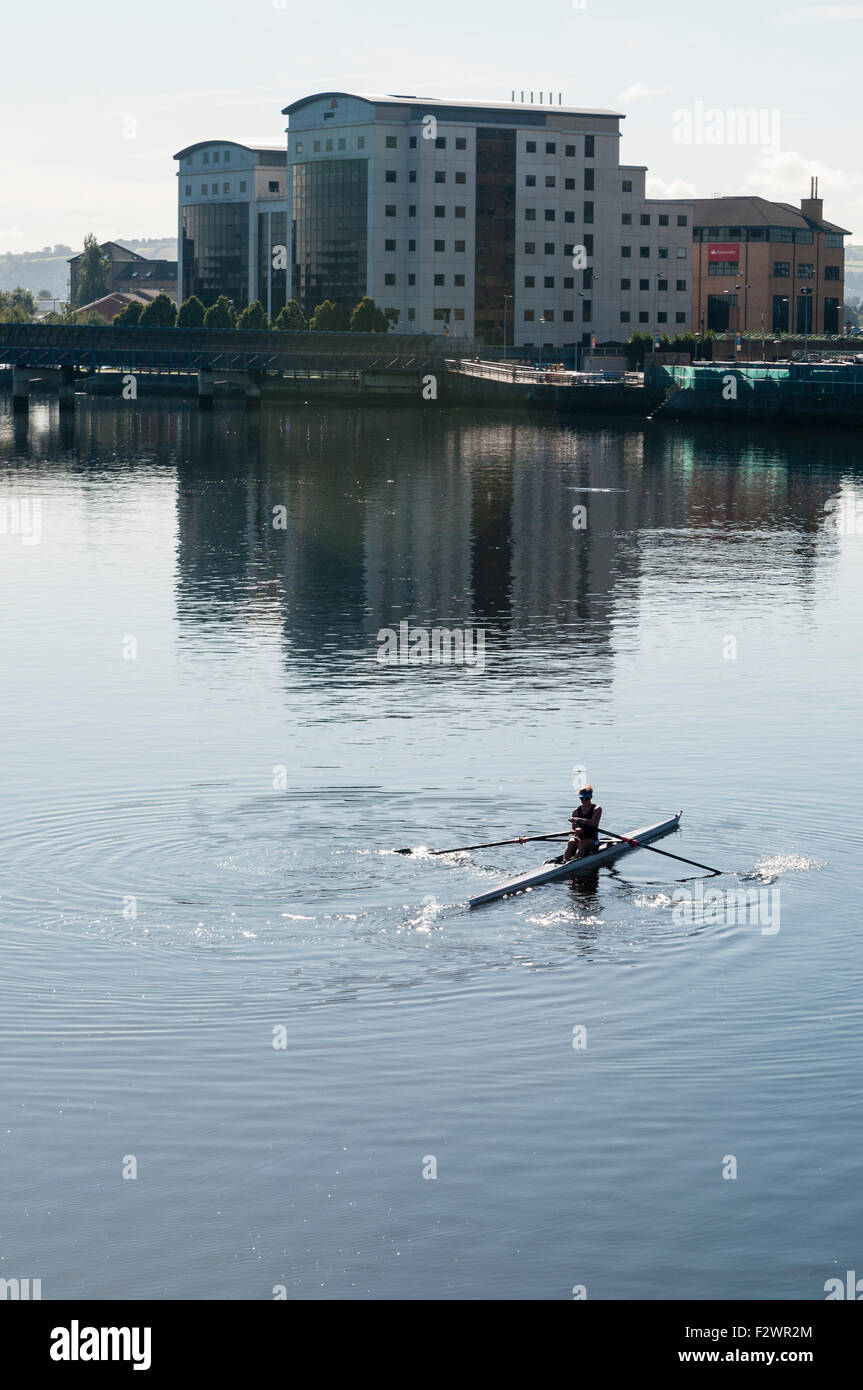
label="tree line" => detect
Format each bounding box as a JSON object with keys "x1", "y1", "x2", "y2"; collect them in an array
[{"x1": 111, "y1": 293, "x2": 391, "y2": 332}]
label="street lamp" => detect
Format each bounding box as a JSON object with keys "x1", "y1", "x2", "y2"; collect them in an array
[
  {"x1": 800, "y1": 286, "x2": 814, "y2": 361},
  {"x1": 538, "y1": 317, "x2": 546, "y2": 369},
  {"x1": 502, "y1": 294, "x2": 513, "y2": 360}
]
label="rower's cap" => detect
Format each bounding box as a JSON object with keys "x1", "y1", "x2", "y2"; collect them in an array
[{"x1": 578, "y1": 785, "x2": 593, "y2": 797}]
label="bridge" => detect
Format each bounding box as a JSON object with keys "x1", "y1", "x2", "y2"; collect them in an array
[{"x1": 0, "y1": 323, "x2": 481, "y2": 411}]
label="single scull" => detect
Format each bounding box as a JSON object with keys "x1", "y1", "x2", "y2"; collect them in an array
[{"x1": 468, "y1": 813, "x2": 683, "y2": 908}]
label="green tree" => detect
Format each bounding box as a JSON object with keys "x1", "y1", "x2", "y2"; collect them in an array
[
  {"x1": 308, "y1": 299, "x2": 349, "y2": 331},
  {"x1": 113, "y1": 300, "x2": 143, "y2": 326},
  {"x1": 177, "y1": 295, "x2": 206, "y2": 328},
  {"x1": 138, "y1": 292, "x2": 177, "y2": 327},
  {"x1": 75, "y1": 234, "x2": 110, "y2": 307},
  {"x1": 349, "y1": 296, "x2": 389, "y2": 333},
  {"x1": 236, "y1": 299, "x2": 269, "y2": 330},
  {"x1": 273, "y1": 299, "x2": 307, "y2": 331},
  {"x1": 0, "y1": 286, "x2": 37, "y2": 321},
  {"x1": 203, "y1": 295, "x2": 237, "y2": 329},
  {"x1": 37, "y1": 289, "x2": 52, "y2": 300}
]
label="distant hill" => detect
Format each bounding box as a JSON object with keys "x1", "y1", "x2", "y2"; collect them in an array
[{"x1": 0, "y1": 238, "x2": 178, "y2": 304}]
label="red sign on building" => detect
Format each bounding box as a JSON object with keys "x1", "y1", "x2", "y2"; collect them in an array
[{"x1": 708, "y1": 243, "x2": 739, "y2": 261}]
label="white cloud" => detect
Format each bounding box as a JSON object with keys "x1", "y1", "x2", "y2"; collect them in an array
[
  {"x1": 616, "y1": 83, "x2": 672, "y2": 103},
  {"x1": 743, "y1": 150, "x2": 862, "y2": 203},
  {"x1": 646, "y1": 177, "x2": 697, "y2": 199},
  {"x1": 785, "y1": 5, "x2": 863, "y2": 20}
]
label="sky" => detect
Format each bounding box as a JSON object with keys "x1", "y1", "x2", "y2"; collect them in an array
[{"x1": 2, "y1": 0, "x2": 862, "y2": 253}]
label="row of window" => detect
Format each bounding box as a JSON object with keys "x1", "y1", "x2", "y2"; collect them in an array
[
  {"x1": 621, "y1": 246, "x2": 687, "y2": 259},
  {"x1": 524, "y1": 172, "x2": 594, "y2": 190},
  {"x1": 385, "y1": 170, "x2": 469, "y2": 183},
  {"x1": 384, "y1": 204, "x2": 469, "y2": 218},
  {"x1": 771, "y1": 261, "x2": 841, "y2": 279},
  {"x1": 200, "y1": 149, "x2": 233, "y2": 164},
  {"x1": 525, "y1": 206, "x2": 592, "y2": 223},
  {"x1": 523, "y1": 136, "x2": 596, "y2": 157},
  {"x1": 383, "y1": 273, "x2": 467, "y2": 286},
  {"x1": 622, "y1": 212, "x2": 688, "y2": 227},
  {"x1": 620, "y1": 278, "x2": 688, "y2": 291},
  {"x1": 620, "y1": 311, "x2": 688, "y2": 323},
  {"x1": 693, "y1": 227, "x2": 823, "y2": 245},
  {"x1": 185, "y1": 182, "x2": 250, "y2": 196},
  {"x1": 383, "y1": 238, "x2": 467, "y2": 252}
]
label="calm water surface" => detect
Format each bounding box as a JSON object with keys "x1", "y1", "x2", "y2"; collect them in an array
[{"x1": 1, "y1": 397, "x2": 861, "y2": 1299}]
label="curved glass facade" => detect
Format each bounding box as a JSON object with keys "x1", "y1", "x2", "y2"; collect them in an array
[
  {"x1": 182, "y1": 203, "x2": 250, "y2": 308},
  {"x1": 291, "y1": 159, "x2": 368, "y2": 314}
]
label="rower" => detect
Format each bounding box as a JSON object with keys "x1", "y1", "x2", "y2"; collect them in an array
[{"x1": 563, "y1": 786, "x2": 602, "y2": 861}]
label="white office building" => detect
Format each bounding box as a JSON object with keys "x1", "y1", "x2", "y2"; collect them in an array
[
  {"x1": 282, "y1": 92, "x2": 692, "y2": 351},
  {"x1": 175, "y1": 141, "x2": 288, "y2": 315}
]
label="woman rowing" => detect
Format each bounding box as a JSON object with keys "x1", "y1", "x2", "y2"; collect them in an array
[{"x1": 563, "y1": 786, "x2": 602, "y2": 862}]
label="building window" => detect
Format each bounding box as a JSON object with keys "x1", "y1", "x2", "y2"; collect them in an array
[
  {"x1": 657, "y1": 311, "x2": 667, "y2": 323},
  {"x1": 565, "y1": 178, "x2": 575, "y2": 190},
  {"x1": 524, "y1": 275, "x2": 535, "y2": 287},
  {"x1": 434, "y1": 239, "x2": 445, "y2": 251},
  {"x1": 385, "y1": 239, "x2": 396, "y2": 251},
  {"x1": 708, "y1": 262, "x2": 739, "y2": 276},
  {"x1": 770, "y1": 228, "x2": 793, "y2": 242},
  {"x1": 224, "y1": 151, "x2": 230, "y2": 162},
  {"x1": 676, "y1": 312, "x2": 686, "y2": 323},
  {"x1": 325, "y1": 140, "x2": 333, "y2": 152},
  {"x1": 223, "y1": 183, "x2": 229, "y2": 193},
  {"x1": 386, "y1": 135, "x2": 397, "y2": 148},
  {"x1": 622, "y1": 213, "x2": 632, "y2": 225},
  {"x1": 584, "y1": 168, "x2": 594, "y2": 191},
  {"x1": 268, "y1": 181, "x2": 279, "y2": 192},
  {"x1": 544, "y1": 209, "x2": 555, "y2": 222},
  {"x1": 454, "y1": 307, "x2": 465, "y2": 319},
  {"x1": 544, "y1": 242, "x2": 555, "y2": 254},
  {"x1": 825, "y1": 232, "x2": 843, "y2": 248},
  {"x1": 773, "y1": 261, "x2": 790, "y2": 277},
  {"x1": 639, "y1": 311, "x2": 649, "y2": 323},
  {"x1": 408, "y1": 238, "x2": 416, "y2": 251},
  {"x1": 584, "y1": 202, "x2": 594, "y2": 223},
  {"x1": 213, "y1": 152, "x2": 220, "y2": 163},
  {"x1": 825, "y1": 265, "x2": 840, "y2": 280},
  {"x1": 239, "y1": 181, "x2": 246, "y2": 192},
  {"x1": 622, "y1": 245, "x2": 631, "y2": 257},
  {"x1": 621, "y1": 278, "x2": 631, "y2": 290},
  {"x1": 620, "y1": 311, "x2": 631, "y2": 322},
  {"x1": 676, "y1": 247, "x2": 686, "y2": 259},
  {"x1": 640, "y1": 214, "x2": 651, "y2": 226},
  {"x1": 545, "y1": 141, "x2": 556, "y2": 154},
  {"x1": 658, "y1": 214, "x2": 668, "y2": 226},
  {"x1": 408, "y1": 273, "x2": 415, "y2": 285},
  {"x1": 313, "y1": 141, "x2": 321, "y2": 152},
  {"x1": 565, "y1": 144, "x2": 576, "y2": 156},
  {"x1": 640, "y1": 246, "x2": 650, "y2": 258},
  {"x1": 409, "y1": 170, "x2": 416, "y2": 182},
  {"x1": 338, "y1": 138, "x2": 346, "y2": 150},
  {"x1": 454, "y1": 274, "x2": 465, "y2": 286},
  {"x1": 622, "y1": 179, "x2": 632, "y2": 192},
  {"x1": 545, "y1": 175, "x2": 556, "y2": 188},
  {"x1": 564, "y1": 211, "x2": 575, "y2": 223},
  {"x1": 200, "y1": 184, "x2": 207, "y2": 194},
  {"x1": 524, "y1": 241, "x2": 535, "y2": 253},
  {"x1": 456, "y1": 137, "x2": 467, "y2": 149},
  {"x1": 454, "y1": 240, "x2": 465, "y2": 251},
  {"x1": 544, "y1": 275, "x2": 555, "y2": 288},
  {"x1": 408, "y1": 136, "x2": 416, "y2": 148},
  {"x1": 676, "y1": 279, "x2": 687, "y2": 291},
  {"x1": 526, "y1": 174, "x2": 536, "y2": 187},
  {"x1": 185, "y1": 184, "x2": 191, "y2": 195},
  {"x1": 455, "y1": 171, "x2": 466, "y2": 184},
  {"x1": 584, "y1": 235, "x2": 593, "y2": 255},
  {"x1": 582, "y1": 300, "x2": 591, "y2": 322},
  {"x1": 658, "y1": 247, "x2": 669, "y2": 258},
  {"x1": 203, "y1": 152, "x2": 210, "y2": 164},
  {"x1": 564, "y1": 276, "x2": 574, "y2": 289},
  {"x1": 408, "y1": 205, "x2": 416, "y2": 217},
  {"x1": 524, "y1": 309, "x2": 535, "y2": 321},
  {"x1": 434, "y1": 170, "x2": 446, "y2": 183},
  {"x1": 563, "y1": 309, "x2": 574, "y2": 322},
  {"x1": 433, "y1": 308, "x2": 449, "y2": 320},
  {"x1": 435, "y1": 136, "x2": 446, "y2": 148},
  {"x1": 584, "y1": 135, "x2": 595, "y2": 158},
  {"x1": 657, "y1": 278, "x2": 668, "y2": 291},
  {"x1": 434, "y1": 205, "x2": 445, "y2": 217},
  {"x1": 639, "y1": 278, "x2": 649, "y2": 290},
  {"x1": 385, "y1": 204, "x2": 396, "y2": 217},
  {"x1": 677, "y1": 214, "x2": 688, "y2": 226},
  {"x1": 543, "y1": 309, "x2": 554, "y2": 320},
  {"x1": 407, "y1": 307, "x2": 415, "y2": 320},
  {"x1": 526, "y1": 140, "x2": 536, "y2": 153},
  {"x1": 434, "y1": 274, "x2": 444, "y2": 285},
  {"x1": 357, "y1": 137, "x2": 365, "y2": 149},
  {"x1": 385, "y1": 170, "x2": 397, "y2": 182},
  {"x1": 525, "y1": 208, "x2": 536, "y2": 221},
  {"x1": 796, "y1": 229, "x2": 814, "y2": 244},
  {"x1": 385, "y1": 273, "x2": 396, "y2": 285},
  {"x1": 798, "y1": 263, "x2": 815, "y2": 277},
  {"x1": 211, "y1": 183, "x2": 218, "y2": 194},
  {"x1": 293, "y1": 143, "x2": 301, "y2": 154},
  {"x1": 454, "y1": 206, "x2": 466, "y2": 218}
]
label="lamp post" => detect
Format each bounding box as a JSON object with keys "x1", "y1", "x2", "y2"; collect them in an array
[
  {"x1": 801, "y1": 286, "x2": 814, "y2": 361},
  {"x1": 503, "y1": 294, "x2": 513, "y2": 360},
  {"x1": 539, "y1": 317, "x2": 546, "y2": 369}
]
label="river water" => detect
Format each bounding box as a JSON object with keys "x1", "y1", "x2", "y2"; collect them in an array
[{"x1": 1, "y1": 396, "x2": 861, "y2": 1300}]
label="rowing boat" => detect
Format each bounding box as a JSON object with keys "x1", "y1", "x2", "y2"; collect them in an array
[{"x1": 468, "y1": 814, "x2": 682, "y2": 908}]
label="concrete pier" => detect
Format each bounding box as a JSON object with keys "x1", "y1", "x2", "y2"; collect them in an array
[
  {"x1": 58, "y1": 365, "x2": 76, "y2": 411},
  {"x1": 197, "y1": 369, "x2": 214, "y2": 410},
  {"x1": 12, "y1": 366, "x2": 30, "y2": 414}
]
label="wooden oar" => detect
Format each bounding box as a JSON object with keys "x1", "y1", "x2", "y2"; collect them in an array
[
  {"x1": 395, "y1": 829, "x2": 572, "y2": 856},
  {"x1": 601, "y1": 828, "x2": 721, "y2": 876}
]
